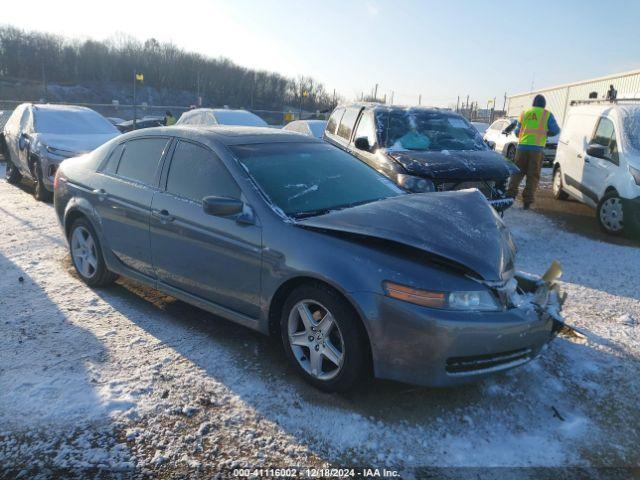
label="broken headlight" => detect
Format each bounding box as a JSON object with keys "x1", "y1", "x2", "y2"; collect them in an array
[
  {"x1": 383, "y1": 281, "x2": 501, "y2": 311},
  {"x1": 396, "y1": 174, "x2": 435, "y2": 193}
]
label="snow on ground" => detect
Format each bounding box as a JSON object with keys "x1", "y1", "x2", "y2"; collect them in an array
[{"x1": 0, "y1": 164, "x2": 639, "y2": 477}]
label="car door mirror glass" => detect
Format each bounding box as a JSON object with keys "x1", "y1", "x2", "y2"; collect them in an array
[
  {"x1": 354, "y1": 136, "x2": 371, "y2": 151},
  {"x1": 202, "y1": 196, "x2": 244, "y2": 217},
  {"x1": 587, "y1": 143, "x2": 607, "y2": 159}
]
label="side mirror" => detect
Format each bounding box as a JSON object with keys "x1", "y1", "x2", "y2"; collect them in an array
[
  {"x1": 18, "y1": 133, "x2": 29, "y2": 151},
  {"x1": 354, "y1": 136, "x2": 371, "y2": 151},
  {"x1": 586, "y1": 143, "x2": 607, "y2": 159},
  {"x1": 202, "y1": 196, "x2": 244, "y2": 217}
]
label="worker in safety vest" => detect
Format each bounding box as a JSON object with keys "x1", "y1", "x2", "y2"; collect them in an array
[
  {"x1": 505, "y1": 94, "x2": 560, "y2": 209},
  {"x1": 165, "y1": 111, "x2": 176, "y2": 126}
]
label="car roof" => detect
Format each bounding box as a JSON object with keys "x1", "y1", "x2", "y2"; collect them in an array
[
  {"x1": 124, "y1": 125, "x2": 323, "y2": 146},
  {"x1": 30, "y1": 103, "x2": 95, "y2": 114},
  {"x1": 568, "y1": 103, "x2": 640, "y2": 115},
  {"x1": 339, "y1": 102, "x2": 451, "y2": 114}
]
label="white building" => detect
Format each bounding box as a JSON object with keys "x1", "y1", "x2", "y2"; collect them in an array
[{"x1": 506, "y1": 68, "x2": 640, "y2": 126}]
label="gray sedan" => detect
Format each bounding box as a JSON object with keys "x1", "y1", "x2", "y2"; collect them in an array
[{"x1": 53, "y1": 126, "x2": 564, "y2": 392}]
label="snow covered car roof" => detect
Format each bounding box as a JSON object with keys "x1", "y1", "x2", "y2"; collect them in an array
[{"x1": 176, "y1": 108, "x2": 268, "y2": 127}]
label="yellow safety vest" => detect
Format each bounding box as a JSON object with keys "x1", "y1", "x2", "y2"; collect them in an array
[
  {"x1": 518, "y1": 107, "x2": 550, "y2": 147},
  {"x1": 166, "y1": 116, "x2": 176, "y2": 126}
]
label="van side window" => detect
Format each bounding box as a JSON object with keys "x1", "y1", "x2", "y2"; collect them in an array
[
  {"x1": 337, "y1": 108, "x2": 360, "y2": 140},
  {"x1": 326, "y1": 108, "x2": 344, "y2": 135},
  {"x1": 591, "y1": 117, "x2": 619, "y2": 164}
]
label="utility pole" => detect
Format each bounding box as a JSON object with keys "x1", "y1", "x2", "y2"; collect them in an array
[
  {"x1": 456, "y1": 95, "x2": 460, "y2": 112},
  {"x1": 133, "y1": 69, "x2": 137, "y2": 130},
  {"x1": 465, "y1": 95, "x2": 470, "y2": 117},
  {"x1": 333, "y1": 88, "x2": 336, "y2": 107},
  {"x1": 502, "y1": 92, "x2": 507, "y2": 113},
  {"x1": 389, "y1": 91, "x2": 394, "y2": 105},
  {"x1": 418, "y1": 94, "x2": 422, "y2": 106},
  {"x1": 373, "y1": 83, "x2": 378, "y2": 101},
  {"x1": 41, "y1": 63, "x2": 47, "y2": 102}
]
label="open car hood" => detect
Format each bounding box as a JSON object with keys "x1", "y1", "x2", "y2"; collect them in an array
[
  {"x1": 387, "y1": 149, "x2": 519, "y2": 180},
  {"x1": 296, "y1": 190, "x2": 516, "y2": 281}
]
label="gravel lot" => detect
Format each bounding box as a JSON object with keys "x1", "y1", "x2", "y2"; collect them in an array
[{"x1": 1, "y1": 164, "x2": 639, "y2": 478}]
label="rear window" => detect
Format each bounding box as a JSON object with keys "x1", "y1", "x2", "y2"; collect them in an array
[
  {"x1": 116, "y1": 137, "x2": 169, "y2": 185},
  {"x1": 166, "y1": 140, "x2": 239, "y2": 201}
]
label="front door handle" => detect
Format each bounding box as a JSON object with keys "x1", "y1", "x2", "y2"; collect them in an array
[
  {"x1": 93, "y1": 188, "x2": 107, "y2": 201},
  {"x1": 152, "y1": 209, "x2": 174, "y2": 223}
]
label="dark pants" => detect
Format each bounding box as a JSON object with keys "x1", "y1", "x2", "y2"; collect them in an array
[{"x1": 507, "y1": 148, "x2": 544, "y2": 204}]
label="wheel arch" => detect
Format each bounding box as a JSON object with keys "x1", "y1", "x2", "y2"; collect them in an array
[{"x1": 267, "y1": 276, "x2": 374, "y2": 366}]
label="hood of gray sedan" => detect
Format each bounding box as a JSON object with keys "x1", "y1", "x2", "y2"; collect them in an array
[{"x1": 296, "y1": 190, "x2": 515, "y2": 281}]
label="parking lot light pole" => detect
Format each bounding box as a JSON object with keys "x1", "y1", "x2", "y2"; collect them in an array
[{"x1": 133, "y1": 70, "x2": 137, "y2": 130}]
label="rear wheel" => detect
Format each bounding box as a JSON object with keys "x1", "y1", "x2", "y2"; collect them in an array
[
  {"x1": 280, "y1": 284, "x2": 370, "y2": 392},
  {"x1": 506, "y1": 144, "x2": 516, "y2": 161},
  {"x1": 597, "y1": 191, "x2": 625, "y2": 236},
  {"x1": 552, "y1": 167, "x2": 569, "y2": 200},
  {"x1": 69, "y1": 218, "x2": 117, "y2": 287},
  {"x1": 31, "y1": 159, "x2": 52, "y2": 202}
]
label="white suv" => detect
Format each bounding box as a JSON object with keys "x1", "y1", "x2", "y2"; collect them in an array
[{"x1": 552, "y1": 102, "x2": 640, "y2": 236}]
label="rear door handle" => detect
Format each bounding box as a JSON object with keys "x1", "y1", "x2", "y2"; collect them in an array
[
  {"x1": 152, "y1": 209, "x2": 174, "y2": 223},
  {"x1": 93, "y1": 188, "x2": 107, "y2": 201}
]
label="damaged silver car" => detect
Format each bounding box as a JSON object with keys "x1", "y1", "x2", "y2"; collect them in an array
[{"x1": 54, "y1": 126, "x2": 566, "y2": 392}]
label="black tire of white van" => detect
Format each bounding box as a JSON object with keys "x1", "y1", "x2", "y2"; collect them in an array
[
  {"x1": 506, "y1": 144, "x2": 517, "y2": 162},
  {"x1": 597, "y1": 191, "x2": 625, "y2": 236},
  {"x1": 552, "y1": 167, "x2": 569, "y2": 200},
  {"x1": 31, "y1": 158, "x2": 52, "y2": 202}
]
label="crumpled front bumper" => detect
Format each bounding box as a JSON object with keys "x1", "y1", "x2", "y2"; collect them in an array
[{"x1": 353, "y1": 264, "x2": 567, "y2": 387}]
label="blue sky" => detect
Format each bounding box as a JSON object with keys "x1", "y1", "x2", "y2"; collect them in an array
[{"x1": 3, "y1": 0, "x2": 639, "y2": 106}]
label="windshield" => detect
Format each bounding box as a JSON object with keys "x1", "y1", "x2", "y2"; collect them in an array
[
  {"x1": 35, "y1": 108, "x2": 118, "y2": 135},
  {"x1": 376, "y1": 109, "x2": 487, "y2": 152},
  {"x1": 620, "y1": 107, "x2": 640, "y2": 152},
  {"x1": 231, "y1": 142, "x2": 403, "y2": 218}
]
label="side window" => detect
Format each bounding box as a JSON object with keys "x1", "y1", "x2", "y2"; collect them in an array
[
  {"x1": 490, "y1": 120, "x2": 503, "y2": 131},
  {"x1": 337, "y1": 108, "x2": 360, "y2": 140},
  {"x1": 166, "y1": 140, "x2": 240, "y2": 202},
  {"x1": 591, "y1": 117, "x2": 619, "y2": 164},
  {"x1": 116, "y1": 137, "x2": 169, "y2": 185},
  {"x1": 326, "y1": 108, "x2": 344, "y2": 135},
  {"x1": 353, "y1": 112, "x2": 377, "y2": 148},
  {"x1": 103, "y1": 144, "x2": 125, "y2": 174},
  {"x1": 20, "y1": 107, "x2": 32, "y2": 132}
]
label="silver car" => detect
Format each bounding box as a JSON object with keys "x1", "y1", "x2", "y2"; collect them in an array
[
  {"x1": 54, "y1": 126, "x2": 565, "y2": 392},
  {"x1": 3, "y1": 103, "x2": 120, "y2": 201}
]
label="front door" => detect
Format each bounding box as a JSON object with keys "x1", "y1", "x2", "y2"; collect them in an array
[
  {"x1": 583, "y1": 116, "x2": 620, "y2": 203},
  {"x1": 149, "y1": 139, "x2": 262, "y2": 318}
]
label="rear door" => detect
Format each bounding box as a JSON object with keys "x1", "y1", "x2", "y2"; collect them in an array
[
  {"x1": 94, "y1": 136, "x2": 170, "y2": 278},
  {"x1": 558, "y1": 113, "x2": 598, "y2": 202},
  {"x1": 583, "y1": 115, "x2": 621, "y2": 202},
  {"x1": 149, "y1": 139, "x2": 262, "y2": 318}
]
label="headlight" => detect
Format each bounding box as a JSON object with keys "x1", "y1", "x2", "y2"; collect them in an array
[
  {"x1": 383, "y1": 281, "x2": 501, "y2": 311},
  {"x1": 630, "y1": 165, "x2": 640, "y2": 186},
  {"x1": 45, "y1": 145, "x2": 77, "y2": 159},
  {"x1": 396, "y1": 174, "x2": 436, "y2": 193}
]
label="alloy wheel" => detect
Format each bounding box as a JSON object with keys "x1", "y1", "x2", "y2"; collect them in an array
[
  {"x1": 287, "y1": 300, "x2": 345, "y2": 381},
  {"x1": 71, "y1": 226, "x2": 99, "y2": 279},
  {"x1": 599, "y1": 197, "x2": 624, "y2": 233}
]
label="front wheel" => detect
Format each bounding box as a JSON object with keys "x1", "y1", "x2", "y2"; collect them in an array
[
  {"x1": 506, "y1": 144, "x2": 516, "y2": 161},
  {"x1": 597, "y1": 192, "x2": 625, "y2": 236},
  {"x1": 552, "y1": 168, "x2": 569, "y2": 200},
  {"x1": 32, "y1": 159, "x2": 52, "y2": 202},
  {"x1": 280, "y1": 284, "x2": 370, "y2": 392},
  {"x1": 5, "y1": 157, "x2": 23, "y2": 185},
  {"x1": 69, "y1": 218, "x2": 117, "y2": 287}
]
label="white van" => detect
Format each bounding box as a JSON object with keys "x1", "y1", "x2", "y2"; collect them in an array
[{"x1": 553, "y1": 102, "x2": 640, "y2": 235}]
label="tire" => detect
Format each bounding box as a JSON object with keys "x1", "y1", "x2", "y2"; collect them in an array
[
  {"x1": 552, "y1": 167, "x2": 569, "y2": 200},
  {"x1": 280, "y1": 284, "x2": 370, "y2": 392},
  {"x1": 506, "y1": 144, "x2": 516, "y2": 161},
  {"x1": 5, "y1": 156, "x2": 23, "y2": 185},
  {"x1": 31, "y1": 159, "x2": 52, "y2": 202},
  {"x1": 597, "y1": 191, "x2": 625, "y2": 236},
  {"x1": 68, "y1": 217, "x2": 117, "y2": 287}
]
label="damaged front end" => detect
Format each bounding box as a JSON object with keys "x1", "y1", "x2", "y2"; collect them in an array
[{"x1": 484, "y1": 260, "x2": 582, "y2": 340}]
